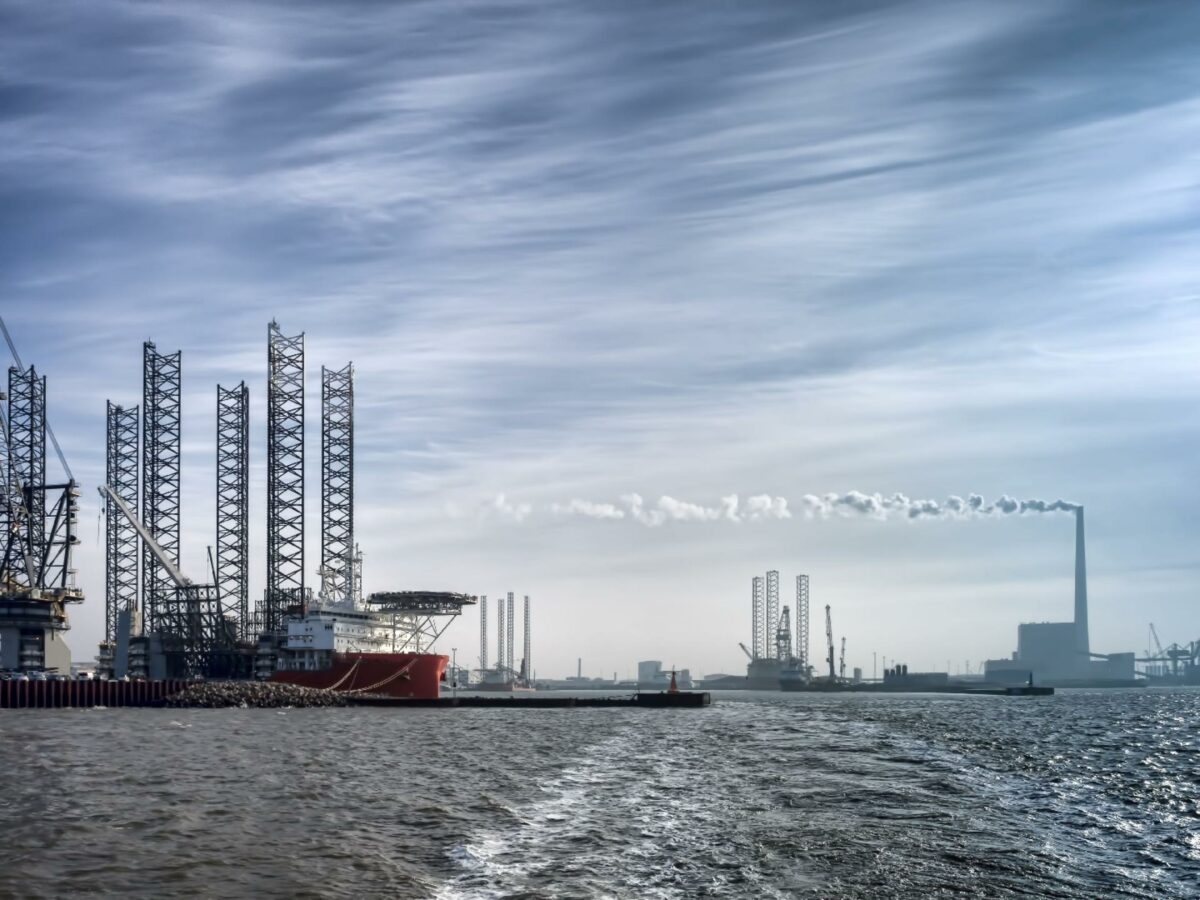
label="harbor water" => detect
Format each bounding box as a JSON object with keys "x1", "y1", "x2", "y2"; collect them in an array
[{"x1": 1, "y1": 688, "x2": 1196, "y2": 897}]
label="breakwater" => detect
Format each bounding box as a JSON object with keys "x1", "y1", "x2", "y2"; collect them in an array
[{"x1": 158, "y1": 681, "x2": 347, "y2": 708}]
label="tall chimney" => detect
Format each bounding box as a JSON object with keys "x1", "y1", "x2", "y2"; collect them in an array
[{"x1": 1074, "y1": 507, "x2": 1089, "y2": 657}]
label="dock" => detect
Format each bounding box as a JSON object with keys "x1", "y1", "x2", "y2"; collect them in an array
[{"x1": 0, "y1": 679, "x2": 192, "y2": 709}]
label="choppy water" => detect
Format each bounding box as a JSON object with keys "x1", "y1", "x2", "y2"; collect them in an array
[{"x1": 1, "y1": 689, "x2": 1196, "y2": 898}]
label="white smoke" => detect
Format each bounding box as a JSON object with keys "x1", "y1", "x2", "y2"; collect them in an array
[
  {"x1": 802, "y1": 491, "x2": 1079, "y2": 520},
  {"x1": 549, "y1": 499, "x2": 626, "y2": 520},
  {"x1": 474, "y1": 491, "x2": 1074, "y2": 526},
  {"x1": 551, "y1": 493, "x2": 792, "y2": 526},
  {"x1": 487, "y1": 493, "x2": 533, "y2": 522}
]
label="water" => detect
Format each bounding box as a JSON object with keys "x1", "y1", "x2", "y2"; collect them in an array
[{"x1": 1, "y1": 689, "x2": 1196, "y2": 898}]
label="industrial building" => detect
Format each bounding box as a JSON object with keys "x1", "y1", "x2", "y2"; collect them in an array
[
  {"x1": 984, "y1": 507, "x2": 1136, "y2": 686},
  {"x1": 637, "y1": 660, "x2": 693, "y2": 690}
]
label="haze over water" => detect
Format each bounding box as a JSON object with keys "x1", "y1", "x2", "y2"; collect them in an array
[{"x1": 2, "y1": 690, "x2": 1196, "y2": 898}]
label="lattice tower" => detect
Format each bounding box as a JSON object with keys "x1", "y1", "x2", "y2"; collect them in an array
[
  {"x1": 751, "y1": 575, "x2": 765, "y2": 659},
  {"x1": 266, "y1": 321, "x2": 304, "y2": 631},
  {"x1": 523, "y1": 595, "x2": 531, "y2": 683},
  {"x1": 6, "y1": 366, "x2": 46, "y2": 587},
  {"x1": 216, "y1": 383, "x2": 249, "y2": 638},
  {"x1": 497, "y1": 594, "x2": 506, "y2": 671},
  {"x1": 796, "y1": 574, "x2": 810, "y2": 671},
  {"x1": 141, "y1": 344, "x2": 181, "y2": 634},
  {"x1": 506, "y1": 592, "x2": 515, "y2": 678},
  {"x1": 105, "y1": 402, "x2": 139, "y2": 643},
  {"x1": 320, "y1": 363, "x2": 353, "y2": 606},
  {"x1": 479, "y1": 595, "x2": 488, "y2": 671},
  {"x1": 765, "y1": 570, "x2": 780, "y2": 659}
]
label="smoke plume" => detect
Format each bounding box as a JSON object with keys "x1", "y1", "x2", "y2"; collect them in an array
[
  {"x1": 550, "y1": 493, "x2": 791, "y2": 526},
  {"x1": 482, "y1": 492, "x2": 1076, "y2": 526},
  {"x1": 801, "y1": 491, "x2": 1079, "y2": 520}
]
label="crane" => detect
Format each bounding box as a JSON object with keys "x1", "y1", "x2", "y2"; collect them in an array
[
  {"x1": 839, "y1": 636, "x2": 846, "y2": 680},
  {"x1": 738, "y1": 642, "x2": 753, "y2": 661},
  {"x1": 99, "y1": 484, "x2": 239, "y2": 677},
  {"x1": 99, "y1": 485, "x2": 191, "y2": 589},
  {"x1": 825, "y1": 604, "x2": 835, "y2": 680}
]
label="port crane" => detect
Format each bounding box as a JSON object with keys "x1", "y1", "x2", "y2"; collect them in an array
[
  {"x1": 825, "y1": 604, "x2": 835, "y2": 680},
  {"x1": 839, "y1": 636, "x2": 846, "y2": 680}
]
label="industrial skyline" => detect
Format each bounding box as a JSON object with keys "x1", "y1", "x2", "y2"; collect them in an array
[{"x1": 2, "y1": 1, "x2": 1197, "y2": 677}]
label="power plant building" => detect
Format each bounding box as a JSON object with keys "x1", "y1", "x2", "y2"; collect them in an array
[{"x1": 984, "y1": 508, "x2": 1135, "y2": 686}]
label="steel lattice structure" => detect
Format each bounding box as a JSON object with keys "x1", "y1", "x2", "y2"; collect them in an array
[
  {"x1": 776, "y1": 605, "x2": 793, "y2": 662},
  {"x1": 320, "y1": 363, "x2": 353, "y2": 606},
  {"x1": 506, "y1": 592, "x2": 515, "y2": 678},
  {"x1": 7, "y1": 366, "x2": 47, "y2": 580},
  {"x1": 765, "y1": 570, "x2": 780, "y2": 659},
  {"x1": 479, "y1": 595, "x2": 488, "y2": 671},
  {"x1": 141, "y1": 343, "x2": 181, "y2": 634},
  {"x1": 366, "y1": 591, "x2": 476, "y2": 654},
  {"x1": 497, "y1": 594, "x2": 506, "y2": 671},
  {"x1": 216, "y1": 383, "x2": 249, "y2": 638},
  {"x1": 796, "y1": 574, "x2": 810, "y2": 672},
  {"x1": 523, "y1": 595, "x2": 531, "y2": 682},
  {"x1": 751, "y1": 576, "x2": 764, "y2": 659},
  {"x1": 0, "y1": 359, "x2": 82, "y2": 670},
  {"x1": 105, "y1": 402, "x2": 139, "y2": 643},
  {"x1": 266, "y1": 321, "x2": 304, "y2": 632}
]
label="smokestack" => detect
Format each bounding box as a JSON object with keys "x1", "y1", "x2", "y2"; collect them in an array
[{"x1": 1074, "y1": 507, "x2": 1089, "y2": 657}]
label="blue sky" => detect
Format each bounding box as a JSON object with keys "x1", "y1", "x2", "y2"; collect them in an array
[{"x1": 3, "y1": 0, "x2": 1198, "y2": 677}]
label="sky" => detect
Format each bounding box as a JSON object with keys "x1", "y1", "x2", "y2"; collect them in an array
[{"x1": 2, "y1": 0, "x2": 1198, "y2": 679}]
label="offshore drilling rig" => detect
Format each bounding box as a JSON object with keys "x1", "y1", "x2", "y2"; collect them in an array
[
  {"x1": 0, "y1": 320, "x2": 83, "y2": 672},
  {"x1": 96, "y1": 321, "x2": 472, "y2": 680}
]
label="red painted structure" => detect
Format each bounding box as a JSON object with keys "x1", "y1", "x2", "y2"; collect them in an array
[{"x1": 271, "y1": 652, "x2": 448, "y2": 700}]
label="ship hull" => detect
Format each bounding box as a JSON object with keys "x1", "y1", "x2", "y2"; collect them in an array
[{"x1": 272, "y1": 652, "x2": 447, "y2": 700}]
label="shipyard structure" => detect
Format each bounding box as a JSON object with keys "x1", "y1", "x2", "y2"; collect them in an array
[
  {"x1": 984, "y1": 507, "x2": 1135, "y2": 687},
  {"x1": 0, "y1": 331, "x2": 83, "y2": 674},
  {"x1": 89, "y1": 321, "x2": 474, "y2": 697},
  {"x1": 474, "y1": 592, "x2": 536, "y2": 690}
]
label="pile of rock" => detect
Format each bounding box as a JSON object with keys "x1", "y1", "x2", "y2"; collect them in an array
[{"x1": 158, "y1": 680, "x2": 349, "y2": 708}]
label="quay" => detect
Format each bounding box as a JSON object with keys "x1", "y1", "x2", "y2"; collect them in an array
[
  {"x1": 0, "y1": 679, "x2": 712, "y2": 710},
  {"x1": 0, "y1": 679, "x2": 191, "y2": 709}
]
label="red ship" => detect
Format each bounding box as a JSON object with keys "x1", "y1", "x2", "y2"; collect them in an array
[
  {"x1": 272, "y1": 651, "x2": 448, "y2": 700},
  {"x1": 267, "y1": 593, "x2": 473, "y2": 700}
]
